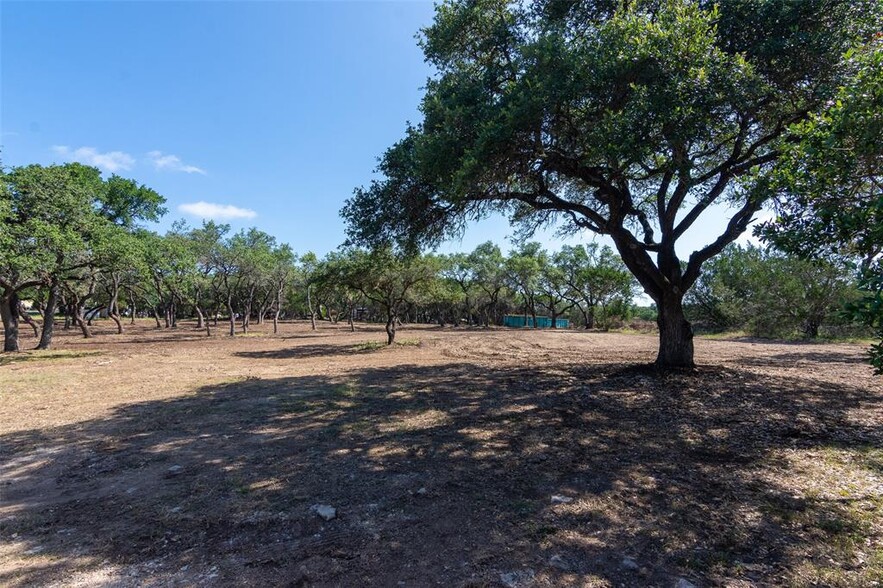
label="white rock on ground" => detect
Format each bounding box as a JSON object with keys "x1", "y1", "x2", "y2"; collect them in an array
[
  {"x1": 550, "y1": 495, "x2": 573, "y2": 504},
  {"x1": 309, "y1": 504, "x2": 337, "y2": 521}
]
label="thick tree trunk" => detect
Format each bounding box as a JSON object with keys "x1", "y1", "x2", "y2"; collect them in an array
[
  {"x1": 195, "y1": 306, "x2": 205, "y2": 329},
  {"x1": 37, "y1": 283, "x2": 60, "y2": 350},
  {"x1": 584, "y1": 305, "x2": 595, "y2": 329},
  {"x1": 803, "y1": 320, "x2": 820, "y2": 339},
  {"x1": 1, "y1": 292, "x2": 21, "y2": 352},
  {"x1": 655, "y1": 295, "x2": 694, "y2": 368}
]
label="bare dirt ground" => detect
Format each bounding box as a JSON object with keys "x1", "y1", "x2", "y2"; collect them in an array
[{"x1": 1, "y1": 320, "x2": 881, "y2": 587}]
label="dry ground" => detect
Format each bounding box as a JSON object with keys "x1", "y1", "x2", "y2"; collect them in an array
[{"x1": 1, "y1": 320, "x2": 881, "y2": 587}]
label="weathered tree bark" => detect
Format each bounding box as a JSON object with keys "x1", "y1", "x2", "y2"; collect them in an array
[
  {"x1": 655, "y1": 294, "x2": 694, "y2": 368},
  {"x1": 195, "y1": 306, "x2": 205, "y2": 329},
  {"x1": 1, "y1": 292, "x2": 21, "y2": 352},
  {"x1": 152, "y1": 307, "x2": 162, "y2": 329},
  {"x1": 385, "y1": 312, "x2": 397, "y2": 345},
  {"x1": 37, "y1": 282, "x2": 60, "y2": 350}
]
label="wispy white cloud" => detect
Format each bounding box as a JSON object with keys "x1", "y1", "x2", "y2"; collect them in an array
[
  {"x1": 178, "y1": 201, "x2": 257, "y2": 220},
  {"x1": 51, "y1": 145, "x2": 135, "y2": 173},
  {"x1": 147, "y1": 150, "x2": 206, "y2": 175}
]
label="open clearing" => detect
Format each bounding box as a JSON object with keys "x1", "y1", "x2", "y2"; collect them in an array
[{"x1": 1, "y1": 321, "x2": 881, "y2": 587}]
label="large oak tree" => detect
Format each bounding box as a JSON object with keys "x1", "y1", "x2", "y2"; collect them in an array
[{"x1": 343, "y1": 0, "x2": 879, "y2": 367}]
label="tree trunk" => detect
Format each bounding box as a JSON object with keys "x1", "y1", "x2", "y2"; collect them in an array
[
  {"x1": 241, "y1": 303, "x2": 251, "y2": 334},
  {"x1": 74, "y1": 304, "x2": 92, "y2": 338},
  {"x1": 18, "y1": 301, "x2": 40, "y2": 338},
  {"x1": 37, "y1": 282, "x2": 60, "y2": 350},
  {"x1": 109, "y1": 312, "x2": 123, "y2": 334},
  {"x1": 803, "y1": 318, "x2": 821, "y2": 339},
  {"x1": 307, "y1": 286, "x2": 317, "y2": 331},
  {"x1": 585, "y1": 305, "x2": 595, "y2": 329},
  {"x1": 228, "y1": 297, "x2": 236, "y2": 337},
  {"x1": 385, "y1": 311, "x2": 396, "y2": 345},
  {"x1": 655, "y1": 295, "x2": 694, "y2": 369},
  {"x1": 109, "y1": 275, "x2": 123, "y2": 334},
  {"x1": 1, "y1": 292, "x2": 21, "y2": 352},
  {"x1": 195, "y1": 306, "x2": 205, "y2": 329}
]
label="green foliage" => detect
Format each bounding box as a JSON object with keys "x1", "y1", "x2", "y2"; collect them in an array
[
  {"x1": 685, "y1": 245, "x2": 860, "y2": 339},
  {"x1": 759, "y1": 37, "x2": 883, "y2": 366}
]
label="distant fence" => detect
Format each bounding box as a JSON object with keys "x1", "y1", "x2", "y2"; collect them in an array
[{"x1": 502, "y1": 315, "x2": 569, "y2": 328}]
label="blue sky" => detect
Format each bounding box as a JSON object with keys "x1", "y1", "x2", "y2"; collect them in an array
[{"x1": 2, "y1": 0, "x2": 763, "y2": 263}]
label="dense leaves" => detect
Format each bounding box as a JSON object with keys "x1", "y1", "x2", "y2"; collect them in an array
[{"x1": 759, "y1": 38, "x2": 883, "y2": 370}]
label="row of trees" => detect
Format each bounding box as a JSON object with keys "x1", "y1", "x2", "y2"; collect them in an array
[
  {"x1": 2, "y1": 161, "x2": 874, "y2": 358},
  {"x1": 308, "y1": 241, "x2": 637, "y2": 344},
  {"x1": 1, "y1": 163, "x2": 640, "y2": 351}
]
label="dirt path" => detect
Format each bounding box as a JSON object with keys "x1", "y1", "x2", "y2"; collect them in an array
[{"x1": 1, "y1": 321, "x2": 881, "y2": 586}]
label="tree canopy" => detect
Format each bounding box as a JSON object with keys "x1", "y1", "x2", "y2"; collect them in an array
[{"x1": 343, "y1": 0, "x2": 881, "y2": 367}]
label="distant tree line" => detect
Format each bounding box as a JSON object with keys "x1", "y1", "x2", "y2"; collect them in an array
[
  {"x1": 684, "y1": 244, "x2": 864, "y2": 340},
  {"x1": 1, "y1": 163, "x2": 643, "y2": 351},
  {"x1": 3, "y1": 163, "x2": 871, "y2": 356}
]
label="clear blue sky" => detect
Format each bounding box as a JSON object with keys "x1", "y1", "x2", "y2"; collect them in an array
[{"x1": 1, "y1": 0, "x2": 763, "y2": 263}]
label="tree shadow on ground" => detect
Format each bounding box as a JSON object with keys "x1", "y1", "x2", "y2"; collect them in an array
[
  {"x1": 727, "y1": 349, "x2": 869, "y2": 367},
  {"x1": 1, "y1": 361, "x2": 881, "y2": 587},
  {"x1": 234, "y1": 343, "x2": 384, "y2": 361}
]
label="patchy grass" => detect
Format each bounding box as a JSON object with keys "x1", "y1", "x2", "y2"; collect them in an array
[
  {"x1": 353, "y1": 338, "x2": 421, "y2": 352},
  {"x1": 0, "y1": 349, "x2": 102, "y2": 367},
  {"x1": 0, "y1": 321, "x2": 880, "y2": 586}
]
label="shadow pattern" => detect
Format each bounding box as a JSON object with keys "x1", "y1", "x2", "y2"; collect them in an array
[{"x1": 1, "y1": 359, "x2": 881, "y2": 586}]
